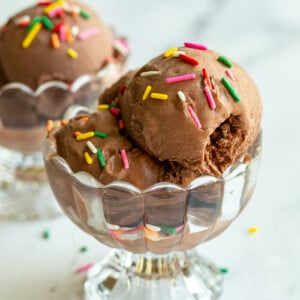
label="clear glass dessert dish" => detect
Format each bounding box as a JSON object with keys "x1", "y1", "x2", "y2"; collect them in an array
[
  {"x1": 0, "y1": 45, "x2": 129, "y2": 220},
  {"x1": 43, "y1": 130, "x2": 262, "y2": 299}
]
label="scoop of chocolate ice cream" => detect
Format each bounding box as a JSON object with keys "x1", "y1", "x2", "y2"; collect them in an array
[
  {"x1": 116, "y1": 46, "x2": 262, "y2": 177},
  {"x1": 0, "y1": 1, "x2": 113, "y2": 89}
]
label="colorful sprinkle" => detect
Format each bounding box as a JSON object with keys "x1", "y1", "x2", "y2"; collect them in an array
[
  {"x1": 188, "y1": 105, "x2": 201, "y2": 129},
  {"x1": 165, "y1": 73, "x2": 196, "y2": 83},
  {"x1": 46, "y1": 120, "x2": 54, "y2": 132},
  {"x1": 225, "y1": 69, "x2": 236, "y2": 81},
  {"x1": 87, "y1": 141, "x2": 97, "y2": 154},
  {"x1": 76, "y1": 132, "x2": 95, "y2": 141},
  {"x1": 76, "y1": 263, "x2": 93, "y2": 274},
  {"x1": 142, "y1": 85, "x2": 152, "y2": 101},
  {"x1": 79, "y1": 116, "x2": 89, "y2": 122},
  {"x1": 248, "y1": 226, "x2": 260, "y2": 235},
  {"x1": 202, "y1": 68, "x2": 212, "y2": 89},
  {"x1": 74, "y1": 131, "x2": 81, "y2": 137},
  {"x1": 59, "y1": 25, "x2": 66, "y2": 42},
  {"x1": 114, "y1": 39, "x2": 130, "y2": 56},
  {"x1": 120, "y1": 149, "x2": 129, "y2": 170},
  {"x1": 218, "y1": 56, "x2": 232, "y2": 68},
  {"x1": 150, "y1": 93, "x2": 168, "y2": 100},
  {"x1": 164, "y1": 47, "x2": 178, "y2": 58},
  {"x1": 184, "y1": 42, "x2": 208, "y2": 51},
  {"x1": 61, "y1": 119, "x2": 68, "y2": 126},
  {"x1": 51, "y1": 33, "x2": 60, "y2": 49},
  {"x1": 204, "y1": 86, "x2": 216, "y2": 110},
  {"x1": 67, "y1": 48, "x2": 78, "y2": 59},
  {"x1": 80, "y1": 246, "x2": 88, "y2": 253},
  {"x1": 71, "y1": 25, "x2": 79, "y2": 37},
  {"x1": 160, "y1": 226, "x2": 177, "y2": 235},
  {"x1": 145, "y1": 224, "x2": 161, "y2": 232},
  {"x1": 97, "y1": 104, "x2": 110, "y2": 110},
  {"x1": 42, "y1": 230, "x2": 50, "y2": 240},
  {"x1": 79, "y1": 9, "x2": 91, "y2": 19},
  {"x1": 27, "y1": 17, "x2": 42, "y2": 32},
  {"x1": 97, "y1": 149, "x2": 106, "y2": 167},
  {"x1": 172, "y1": 50, "x2": 186, "y2": 57},
  {"x1": 118, "y1": 120, "x2": 125, "y2": 129},
  {"x1": 84, "y1": 152, "x2": 93, "y2": 165},
  {"x1": 140, "y1": 71, "x2": 160, "y2": 77},
  {"x1": 179, "y1": 53, "x2": 199, "y2": 66},
  {"x1": 177, "y1": 91, "x2": 186, "y2": 102},
  {"x1": 110, "y1": 107, "x2": 121, "y2": 117},
  {"x1": 221, "y1": 77, "x2": 240, "y2": 102},
  {"x1": 14, "y1": 15, "x2": 31, "y2": 26},
  {"x1": 44, "y1": 0, "x2": 65, "y2": 14},
  {"x1": 48, "y1": 6, "x2": 63, "y2": 18},
  {"x1": 22, "y1": 22, "x2": 42, "y2": 48},
  {"x1": 78, "y1": 27, "x2": 99, "y2": 40},
  {"x1": 52, "y1": 21, "x2": 64, "y2": 33},
  {"x1": 38, "y1": 1, "x2": 52, "y2": 6},
  {"x1": 219, "y1": 268, "x2": 229, "y2": 274},
  {"x1": 65, "y1": 26, "x2": 74, "y2": 44},
  {"x1": 119, "y1": 84, "x2": 128, "y2": 94},
  {"x1": 94, "y1": 131, "x2": 107, "y2": 138}
]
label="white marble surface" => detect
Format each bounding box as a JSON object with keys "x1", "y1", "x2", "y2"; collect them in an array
[{"x1": 1, "y1": 0, "x2": 300, "y2": 299}]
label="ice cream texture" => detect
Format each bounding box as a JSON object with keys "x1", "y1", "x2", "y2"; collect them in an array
[{"x1": 51, "y1": 43, "x2": 262, "y2": 189}]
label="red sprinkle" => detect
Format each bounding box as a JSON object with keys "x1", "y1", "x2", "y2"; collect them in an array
[
  {"x1": 19, "y1": 21, "x2": 30, "y2": 28},
  {"x1": 76, "y1": 263, "x2": 94, "y2": 274},
  {"x1": 57, "y1": 10, "x2": 65, "y2": 18},
  {"x1": 179, "y1": 53, "x2": 199, "y2": 66},
  {"x1": 37, "y1": 1, "x2": 52, "y2": 6},
  {"x1": 52, "y1": 21, "x2": 65, "y2": 33},
  {"x1": 119, "y1": 84, "x2": 128, "y2": 94},
  {"x1": 110, "y1": 107, "x2": 121, "y2": 117},
  {"x1": 202, "y1": 68, "x2": 212, "y2": 89},
  {"x1": 118, "y1": 119, "x2": 125, "y2": 129}
]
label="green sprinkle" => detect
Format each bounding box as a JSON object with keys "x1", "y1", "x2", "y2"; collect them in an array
[
  {"x1": 80, "y1": 246, "x2": 88, "y2": 253},
  {"x1": 221, "y1": 77, "x2": 240, "y2": 102},
  {"x1": 80, "y1": 10, "x2": 91, "y2": 19},
  {"x1": 126, "y1": 80, "x2": 130, "y2": 85},
  {"x1": 41, "y1": 16, "x2": 53, "y2": 30},
  {"x1": 97, "y1": 149, "x2": 106, "y2": 167},
  {"x1": 94, "y1": 131, "x2": 107, "y2": 138},
  {"x1": 27, "y1": 16, "x2": 43, "y2": 32},
  {"x1": 218, "y1": 56, "x2": 232, "y2": 68},
  {"x1": 219, "y1": 267, "x2": 229, "y2": 274},
  {"x1": 160, "y1": 226, "x2": 177, "y2": 235},
  {"x1": 109, "y1": 103, "x2": 119, "y2": 108},
  {"x1": 42, "y1": 230, "x2": 50, "y2": 240}
]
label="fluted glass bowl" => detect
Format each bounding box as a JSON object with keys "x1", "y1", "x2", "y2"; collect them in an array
[
  {"x1": 0, "y1": 39, "x2": 129, "y2": 220},
  {"x1": 43, "y1": 130, "x2": 262, "y2": 300}
]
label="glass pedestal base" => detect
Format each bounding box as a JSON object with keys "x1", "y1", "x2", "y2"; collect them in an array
[
  {"x1": 0, "y1": 146, "x2": 61, "y2": 220},
  {"x1": 85, "y1": 250, "x2": 223, "y2": 300}
]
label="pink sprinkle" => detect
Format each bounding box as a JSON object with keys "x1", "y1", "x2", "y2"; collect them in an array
[
  {"x1": 116, "y1": 38, "x2": 130, "y2": 50},
  {"x1": 78, "y1": 27, "x2": 99, "y2": 40},
  {"x1": 204, "y1": 86, "x2": 216, "y2": 110},
  {"x1": 110, "y1": 107, "x2": 121, "y2": 117},
  {"x1": 225, "y1": 69, "x2": 236, "y2": 81},
  {"x1": 76, "y1": 263, "x2": 93, "y2": 274},
  {"x1": 165, "y1": 74, "x2": 196, "y2": 83},
  {"x1": 184, "y1": 42, "x2": 208, "y2": 51},
  {"x1": 120, "y1": 149, "x2": 129, "y2": 170},
  {"x1": 188, "y1": 105, "x2": 201, "y2": 129},
  {"x1": 48, "y1": 7, "x2": 63, "y2": 18},
  {"x1": 59, "y1": 25, "x2": 66, "y2": 42}
]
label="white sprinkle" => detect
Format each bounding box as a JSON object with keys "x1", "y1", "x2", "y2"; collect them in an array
[
  {"x1": 14, "y1": 15, "x2": 31, "y2": 25},
  {"x1": 172, "y1": 51, "x2": 186, "y2": 57},
  {"x1": 140, "y1": 71, "x2": 160, "y2": 77},
  {"x1": 87, "y1": 141, "x2": 97, "y2": 154},
  {"x1": 63, "y1": 3, "x2": 70, "y2": 11},
  {"x1": 177, "y1": 90, "x2": 186, "y2": 102},
  {"x1": 106, "y1": 222, "x2": 120, "y2": 230},
  {"x1": 71, "y1": 26, "x2": 79, "y2": 37},
  {"x1": 146, "y1": 224, "x2": 161, "y2": 232}
]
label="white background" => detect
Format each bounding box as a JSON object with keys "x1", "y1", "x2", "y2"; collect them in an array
[{"x1": 1, "y1": 0, "x2": 300, "y2": 299}]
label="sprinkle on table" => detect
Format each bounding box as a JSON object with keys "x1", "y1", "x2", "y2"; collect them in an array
[
  {"x1": 97, "y1": 149, "x2": 106, "y2": 167},
  {"x1": 164, "y1": 47, "x2": 178, "y2": 58},
  {"x1": 184, "y1": 42, "x2": 208, "y2": 51},
  {"x1": 221, "y1": 77, "x2": 240, "y2": 102},
  {"x1": 76, "y1": 131, "x2": 95, "y2": 141},
  {"x1": 76, "y1": 263, "x2": 94, "y2": 274},
  {"x1": 84, "y1": 152, "x2": 93, "y2": 165},
  {"x1": 218, "y1": 56, "x2": 233, "y2": 68},
  {"x1": 78, "y1": 27, "x2": 99, "y2": 40},
  {"x1": 140, "y1": 71, "x2": 160, "y2": 77},
  {"x1": 219, "y1": 267, "x2": 229, "y2": 274},
  {"x1": 178, "y1": 53, "x2": 199, "y2": 66},
  {"x1": 80, "y1": 246, "x2": 88, "y2": 253},
  {"x1": 225, "y1": 69, "x2": 236, "y2": 81},
  {"x1": 204, "y1": 86, "x2": 216, "y2": 110},
  {"x1": 51, "y1": 33, "x2": 60, "y2": 49},
  {"x1": 248, "y1": 226, "x2": 260, "y2": 235},
  {"x1": 67, "y1": 48, "x2": 78, "y2": 59},
  {"x1": 165, "y1": 73, "x2": 196, "y2": 83},
  {"x1": 150, "y1": 93, "x2": 168, "y2": 100},
  {"x1": 202, "y1": 68, "x2": 212, "y2": 89},
  {"x1": 177, "y1": 91, "x2": 186, "y2": 102},
  {"x1": 42, "y1": 230, "x2": 50, "y2": 240},
  {"x1": 143, "y1": 85, "x2": 152, "y2": 101},
  {"x1": 22, "y1": 22, "x2": 42, "y2": 48},
  {"x1": 120, "y1": 149, "x2": 129, "y2": 170},
  {"x1": 188, "y1": 105, "x2": 201, "y2": 129}
]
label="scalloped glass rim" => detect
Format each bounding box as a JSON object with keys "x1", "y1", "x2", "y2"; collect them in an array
[{"x1": 0, "y1": 62, "x2": 122, "y2": 96}]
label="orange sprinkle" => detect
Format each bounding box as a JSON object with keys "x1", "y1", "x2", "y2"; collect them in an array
[
  {"x1": 118, "y1": 119, "x2": 124, "y2": 129},
  {"x1": 51, "y1": 33, "x2": 60, "y2": 49},
  {"x1": 79, "y1": 116, "x2": 89, "y2": 122},
  {"x1": 74, "y1": 131, "x2": 81, "y2": 137},
  {"x1": 65, "y1": 26, "x2": 74, "y2": 44},
  {"x1": 106, "y1": 56, "x2": 117, "y2": 63},
  {"x1": 46, "y1": 120, "x2": 54, "y2": 132},
  {"x1": 144, "y1": 227, "x2": 160, "y2": 238},
  {"x1": 61, "y1": 119, "x2": 68, "y2": 126}
]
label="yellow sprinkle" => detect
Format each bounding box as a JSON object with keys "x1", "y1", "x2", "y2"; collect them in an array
[
  {"x1": 164, "y1": 47, "x2": 178, "y2": 57},
  {"x1": 67, "y1": 48, "x2": 78, "y2": 59},
  {"x1": 97, "y1": 104, "x2": 110, "y2": 110},
  {"x1": 44, "y1": 0, "x2": 65, "y2": 14},
  {"x1": 142, "y1": 85, "x2": 152, "y2": 101},
  {"x1": 150, "y1": 93, "x2": 168, "y2": 100},
  {"x1": 22, "y1": 22, "x2": 42, "y2": 48},
  {"x1": 248, "y1": 226, "x2": 260, "y2": 235},
  {"x1": 76, "y1": 132, "x2": 95, "y2": 141},
  {"x1": 84, "y1": 152, "x2": 93, "y2": 165}
]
